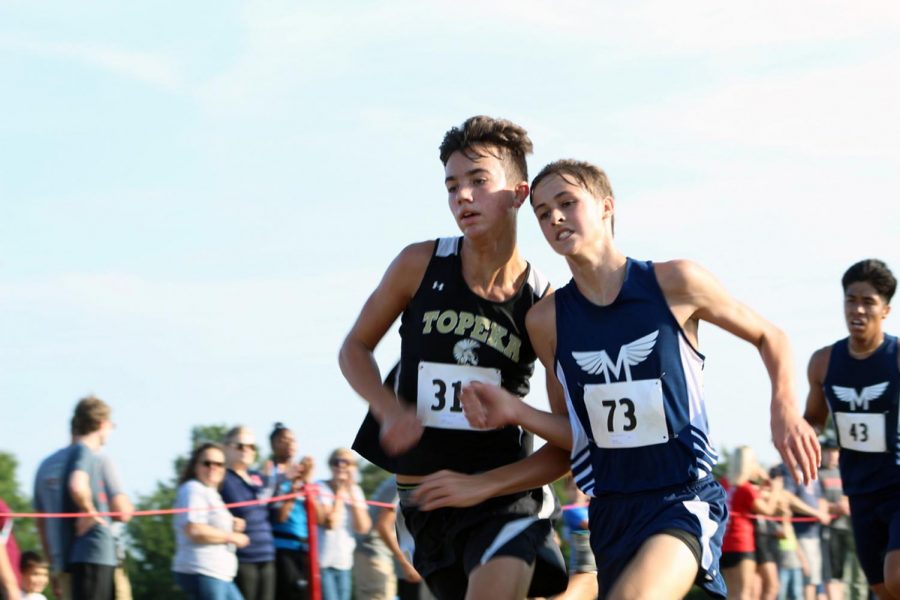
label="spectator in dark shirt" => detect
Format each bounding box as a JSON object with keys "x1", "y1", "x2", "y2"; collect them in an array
[{"x1": 221, "y1": 426, "x2": 275, "y2": 600}]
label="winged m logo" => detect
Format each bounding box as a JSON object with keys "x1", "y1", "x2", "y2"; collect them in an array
[
  {"x1": 572, "y1": 330, "x2": 659, "y2": 382},
  {"x1": 832, "y1": 382, "x2": 889, "y2": 411}
]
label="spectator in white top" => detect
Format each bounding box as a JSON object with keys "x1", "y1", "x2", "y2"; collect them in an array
[
  {"x1": 314, "y1": 448, "x2": 370, "y2": 600},
  {"x1": 172, "y1": 443, "x2": 249, "y2": 600}
]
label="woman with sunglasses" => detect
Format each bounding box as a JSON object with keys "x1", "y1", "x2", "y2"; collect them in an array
[
  {"x1": 314, "y1": 448, "x2": 371, "y2": 600},
  {"x1": 221, "y1": 426, "x2": 276, "y2": 600},
  {"x1": 173, "y1": 443, "x2": 249, "y2": 600}
]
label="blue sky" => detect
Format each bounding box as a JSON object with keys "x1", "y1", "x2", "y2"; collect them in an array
[{"x1": 2, "y1": 1, "x2": 899, "y2": 500}]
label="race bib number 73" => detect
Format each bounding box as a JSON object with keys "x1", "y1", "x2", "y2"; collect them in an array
[
  {"x1": 417, "y1": 361, "x2": 502, "y2": 431},
  {"x1": 584, "y1": 379, "x2": 669, "y2": 448}
]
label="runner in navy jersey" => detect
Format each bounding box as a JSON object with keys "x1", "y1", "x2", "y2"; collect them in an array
[
  {"x1": 804, "y1": 259, "x2": 900, "y2": 600},
  {"x1": 339, "y1": 116, "x2": 568, "y2": 599},
  {"x1": 418, "y1": 159, "x2": 821, "y2": 599}
]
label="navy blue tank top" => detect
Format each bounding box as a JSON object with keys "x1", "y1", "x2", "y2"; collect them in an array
[
  {"x1": 823, "y1": 334, "x2": 900, "y2": 495},
  {"x1": 555, "y1": 258, "x2": 717, "y2": 496}
]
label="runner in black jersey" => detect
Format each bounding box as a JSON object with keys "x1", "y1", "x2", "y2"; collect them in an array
[
  {"x1": 339, "y1": 116, "x2": 569, "y2": 599},
  {"x1": 419, "y1": 159, "x2": 821, "y2": 599},
  {"x1": 804, "y1": 259, "x2": 900, "y2": 600}
]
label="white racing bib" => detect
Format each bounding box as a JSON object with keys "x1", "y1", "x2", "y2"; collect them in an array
[
  {"x1": 417, "y1": 361, "x2": 502, "y2": 430},
  {"x1": 834, "y1": 412, "x2": 887, "y2": 452},
  {"x1": 584, "y1": 379, "x2": 669, "y2": 448}
]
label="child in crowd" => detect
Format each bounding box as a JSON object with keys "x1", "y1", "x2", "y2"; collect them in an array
[{"x1": 19, "y1": 551, "x2": 49, "y2": 600}]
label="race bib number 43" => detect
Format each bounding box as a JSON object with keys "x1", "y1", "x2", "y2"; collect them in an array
[
  {"x1": 834, "y1": 412, "x2": 886, "y2": 452},
  {"x1": 584, "y1": 379, "x2": 669, "y2": 448},
  {"x1": 417, "y1": 361, "x2": 502, "y2": 431}
]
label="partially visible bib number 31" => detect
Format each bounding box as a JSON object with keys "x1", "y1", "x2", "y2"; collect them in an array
[{"x1": 417, "y1": 361, "x2": 501, "y2": 431}]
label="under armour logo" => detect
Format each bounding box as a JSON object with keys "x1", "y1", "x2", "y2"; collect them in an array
[
  {"x1": 573, "y1": 330, "x2": 659, "y2": 382},
  {"x1": 832, "y1": 382, "x2": 889, "y2": 411},
  {"x1": 432, "y1": 281, "x2": 444, "y2": 291}
]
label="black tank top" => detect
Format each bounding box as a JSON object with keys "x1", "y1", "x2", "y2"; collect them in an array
[{"x1": 353, "y1": 237, "x2": 549, "y2": 475}]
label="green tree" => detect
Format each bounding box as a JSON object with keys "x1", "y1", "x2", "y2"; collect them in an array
[
  {"x1": 357, "y1": 460, "x2": 390, "y2": 498},
  {"x1": 125, "y1": 480, "x2": 183, "y2": 600},
  {"x1": 125, "y1": 425, "x2": 228, "y2": 600}
]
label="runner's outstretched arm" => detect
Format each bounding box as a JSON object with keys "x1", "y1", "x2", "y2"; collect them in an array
[
  {"x1": 412, "y1": 443, "x2": 570, "y2": 511},
  {"x1": 339, "y1": 242, "x2": 432, "y2": 455},
  {"x1": 461, "y1": 296, "x2": 573, "y2": 449},
  {"x1": 657, "y1": 260, "x2": 821, "y2": 484}
]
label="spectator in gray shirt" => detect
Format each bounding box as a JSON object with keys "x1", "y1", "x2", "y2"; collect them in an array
[{"x1": 62, "y1": 396, "x2": 129, "y2": 600}]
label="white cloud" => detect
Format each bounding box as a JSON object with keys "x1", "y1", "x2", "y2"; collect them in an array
[
  {"x1": 619, "y1": 49, "x2": 900, "y2": 159},
  {"x1": 457, "y1": 0, "x2": 900, "y2": 53},
  {"x1": 0, "y1": 33, "x2": 181, "y2": 91},
  {"x1": 0, "y1": 269, "x2": 379, "y2": 361}
]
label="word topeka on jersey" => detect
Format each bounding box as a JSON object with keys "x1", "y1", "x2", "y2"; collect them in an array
[{"x1": 420, "y1": 309, "x2": 523, "y2": 363}]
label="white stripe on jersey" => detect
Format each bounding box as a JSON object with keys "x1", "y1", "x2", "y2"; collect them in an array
[
  {"x1": 682, "y1": 495, "x2": 720, "y2": 575},
  {"x1": 435, "y1": 237, "x2": 460, "y2": 257},
  {"x1": 558, "y1": 361, "x2": 596, "y2": 497},
  {"x1": 479, "y1": 516, "x2": 537, "y2": 565},
  {"x1": 527, "y1": 265, "x2": 551, "y2": 298},
  {"x1": 681, "y1": 335, "x2": 717, "y2": 474}
]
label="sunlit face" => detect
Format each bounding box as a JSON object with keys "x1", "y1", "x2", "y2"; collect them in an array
[
  {"x1": 531, "y1": 174, "x2": 610, "y2": 256},
  {"x1": 23, "y1": 566, "x2": 49, "y2": 594},
  {"x1": 272, "y1": 430, "x2": 297, "y2": 463},
  {"x1": 196, "y1": 448, "x2": 226, "y2": 487},
  {"x1": 97, "y1": 418, "x2": 115, "y2": 446},
  {"x1": 844, "y1": 281, "x2": 891, "y2": 341},
  {"x1": 444, "y1": 147, "x2": 523, "y2": 238},
  {"x1": 226, "y1": 430, "x2": 257, "y2": 469},
  {"x1": 328, "y1": 450, "x2": 356, "y2": 477}
]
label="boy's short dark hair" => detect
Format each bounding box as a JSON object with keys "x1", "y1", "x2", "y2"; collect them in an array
[
  {"x1": 20, "y1": 550, "x2": 48, "y2": 573},
  {"x1": 842, "y1": 259, "x2": 896, "y2": 303},
  {"x1": 439, "y1": 116, "x2": 533, "y2": 183},
  {"x1": 70, "y1": 395, "x2": 111, "y2": 436},
  {"x1": 531, "y1": 159, "x2": 616, "y2": 234}
]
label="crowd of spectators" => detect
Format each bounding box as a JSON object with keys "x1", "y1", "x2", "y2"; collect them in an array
[
  {"x1": 0, "y1": 396, "x2": 882, "y2": 600},
  {"x1": 0, "y1": 397, "x2": 433, "y2": 600},
  {"x1": 720, "y1": 442, "x2": 870, "y2": 600}
]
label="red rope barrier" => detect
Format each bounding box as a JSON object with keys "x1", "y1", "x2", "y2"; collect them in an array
[
  {"x1": 730, "y1": 511, "x2": 820, "y2": 523},
  {"x1": 305, "y1": 483, "x2": 321, "y2": 600},
  {"x1": 0, "y1": 489, "x2": 395, "y2": 519}
]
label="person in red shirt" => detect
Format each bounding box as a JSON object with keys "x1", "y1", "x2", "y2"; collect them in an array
[
  {"x1": 722, "y1": 447, "x2": 782, "y2": 600},
  {"x1": 0, "y1": 497, "x2": 22, "y2": 600}
]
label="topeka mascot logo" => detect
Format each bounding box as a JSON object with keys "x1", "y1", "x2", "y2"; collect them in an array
[
  {"x1": 453, "y1": 339, "x2": 480, "y2": 365},
  {"x1": 572, "y1": 330, "x2": 659, "y2": 382}
]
